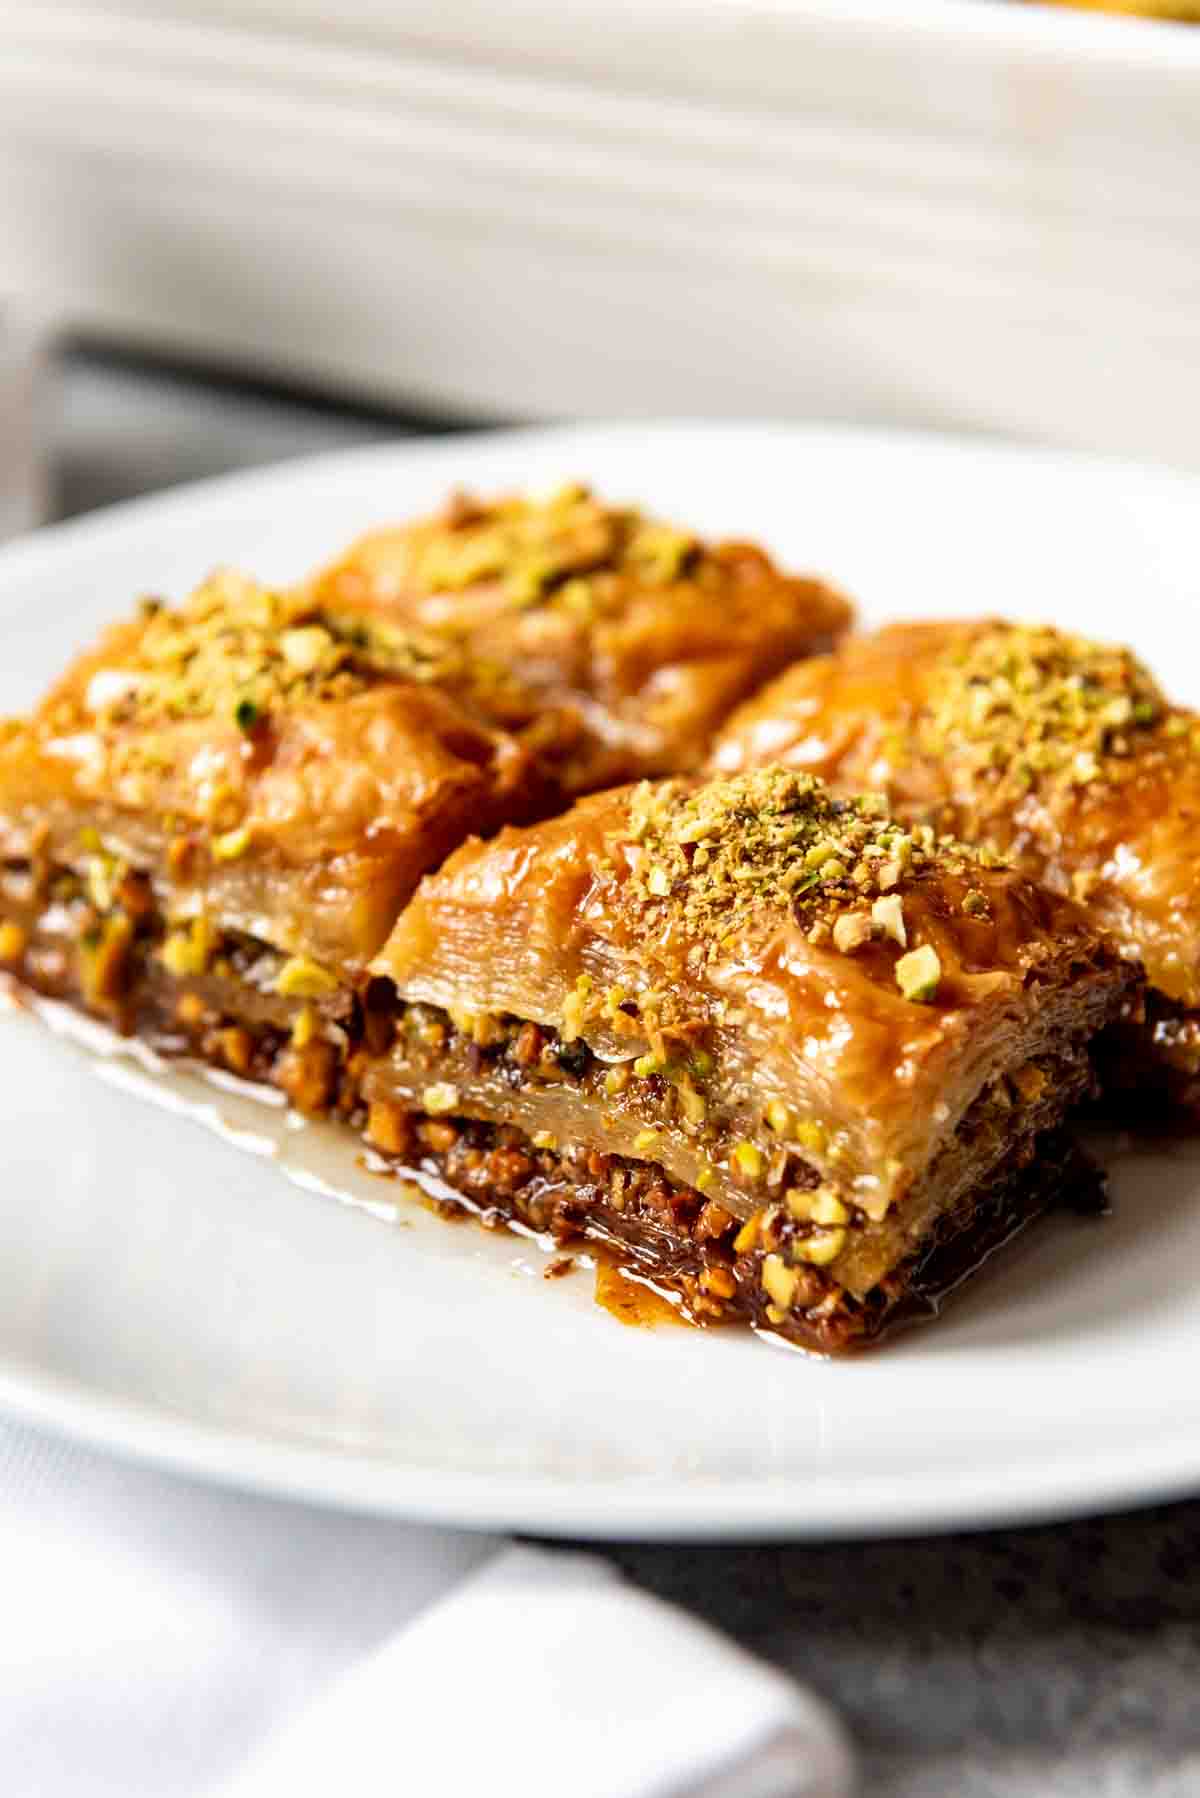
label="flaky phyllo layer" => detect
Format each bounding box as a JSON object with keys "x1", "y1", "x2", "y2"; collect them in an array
[
  {"x1": 303, "y1": 483, "x2": 851, "y2": 792},
  {"x1": 0, "y1": 499, "x2": 1141, "y2": 1351}
]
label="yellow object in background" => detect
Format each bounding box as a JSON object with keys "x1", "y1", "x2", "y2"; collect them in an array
[{"x1": 1035, "y1": 0, "x2": 1200, "y2": 17}]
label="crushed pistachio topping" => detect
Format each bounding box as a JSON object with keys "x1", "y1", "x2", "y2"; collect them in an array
[
  {"x1": 871, "y1": 893, "x2": 907, "y2": 946},
  {"x1": 622, "y1": 766, "x2": 982, "y2": 954},
  {"x1": 71, "y1": 568, "x2": 513, "y2": 740},
  {"x1": 922, "y1": 623, "x2": 1169, "y2": 807},
  {"x1": 398, "y1": 483, "x2": 704, "y2": 614},
  {"x1": 831, "y1": 912, "x2": 872, "y2": 954},
  {"x1": 79, "y1": 572, "x2": 370, "y2": 730},
  {"x1": 895, "y1": 943, "x2": 942, "y2": 1003}
]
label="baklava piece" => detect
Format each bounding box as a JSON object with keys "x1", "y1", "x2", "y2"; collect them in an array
[
  {"x1": 711, "y1": 621, "x2": 1200, "y2": 1109},
  {"x1": 303, "y1": 483, "x2": 851, "y2": 792},
  {"x1": 364, "y1": 767, "x2": 1136, "y2": 1352},
  {"x1": 0, "y1": 566, "x2": 552, "y2": 1095}
]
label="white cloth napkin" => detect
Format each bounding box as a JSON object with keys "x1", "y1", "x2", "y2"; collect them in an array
[{"x1": 0, "y1": 1420, "x2": 854, "y2": 1798}]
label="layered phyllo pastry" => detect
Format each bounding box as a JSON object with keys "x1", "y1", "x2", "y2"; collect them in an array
[
  {"x1": 302, "y1": 483, "x2": 850, "y2": 792},
  {"x1": 364, "y1": 768, "x2": 1134, "y2": 1351},
  {"x1": 0, "y1": 520, "x2": 1141, "y2": 1353},
  {"x1": 0, "y1": 567, "x2": 546, "y2": 981},
  {"x1": 712, "y1": 621, "x2": 1200, "y2": 1108}
]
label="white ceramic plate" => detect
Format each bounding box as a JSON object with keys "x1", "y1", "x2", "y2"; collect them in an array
[{"x1": 3, "y1": 422, "x2": 1200, "y2": 1541}]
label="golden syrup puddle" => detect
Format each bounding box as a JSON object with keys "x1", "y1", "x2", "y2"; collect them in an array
[
  {"x1": 592, "y1": 1261, "x2": 688, "y2": 1329},
  {"x1": 6, "y1": 987, "x2": 703, "y2": 1335}
]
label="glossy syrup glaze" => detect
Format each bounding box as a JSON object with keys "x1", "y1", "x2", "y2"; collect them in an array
[
  {"x1": 302, "y1": 483, "x2": 852, "y2": 791},
  {"x1": 713, "y1": 620, "x2": 1200, "y2": 1016},
  {"x1": 375, "y1": 767, "x2": 1134, "y2": 1300},
  {"x1": 0, "y1": 567, "x2": 543, "y2": 969}
]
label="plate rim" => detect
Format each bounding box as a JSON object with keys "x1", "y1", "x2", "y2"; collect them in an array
[
  {"x1": 4, "y1": 1350, "x2": 1200, "y2": 1542},
  {"x1": 4, "y1": 416, "x2": 1200, "y2": 594}
]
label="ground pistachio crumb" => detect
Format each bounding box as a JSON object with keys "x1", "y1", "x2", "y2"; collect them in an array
[
  {"x1": 871, "y1": 893, "x2": 907, "y2": 946},
  {"x1": 402, "y1": 484, "x2": 704, "y2": 613},
  {"x1": 895, "y1": 943, "x2": 942, "y2": 1003},
  {"x1": 922, "y1": 622, "x2": 1169, "y2": 810},
  {"x1": 73, "y1": 564, "x2": 510, "y2": 741},
  {"x1": 621, "y1": 765, "x2": 986, "y2": 956}
]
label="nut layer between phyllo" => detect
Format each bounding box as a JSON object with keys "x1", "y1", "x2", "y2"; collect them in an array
[{"x1": 366, "y1": 766, "x2": 1136, "y2": 1351}]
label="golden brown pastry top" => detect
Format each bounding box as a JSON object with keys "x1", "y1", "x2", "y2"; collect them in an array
[
  {"x1": 0, "y1": 570, "x2": 538, "y2": 968},
  {"x1": 304, "y1": 483, "x2": 852, "y2": 790},
  {"x1": 711, "y1": 619, "x2": 1200, "y2": 1007},
  {"x1": 377, "y1": 766, "x2": 1126, "y2": 1210}
]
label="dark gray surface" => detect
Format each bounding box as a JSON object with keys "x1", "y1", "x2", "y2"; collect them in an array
[
  {"x1": 613, "y1": 1514, "x2": 1200, "y2": 1796},
  {"x1": 48, "y1": 343, "x2": 470, "y2": 522},
  {"x1": 44, "y1": 346, "x2": 1200, "y2": 1798}
]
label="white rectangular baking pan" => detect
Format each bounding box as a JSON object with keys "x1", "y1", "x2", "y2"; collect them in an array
[{"x1": 2, "y1": 2, "x2": 1198, "y2": 463}]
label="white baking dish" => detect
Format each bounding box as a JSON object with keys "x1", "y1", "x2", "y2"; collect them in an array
[{"x1": 2, "y1": 2, "x2": 1198, "y2": 462}]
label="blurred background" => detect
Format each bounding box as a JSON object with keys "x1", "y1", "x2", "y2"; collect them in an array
[{"x1": 4, "y1": 0, "x2": 1200, "y2": 531}]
